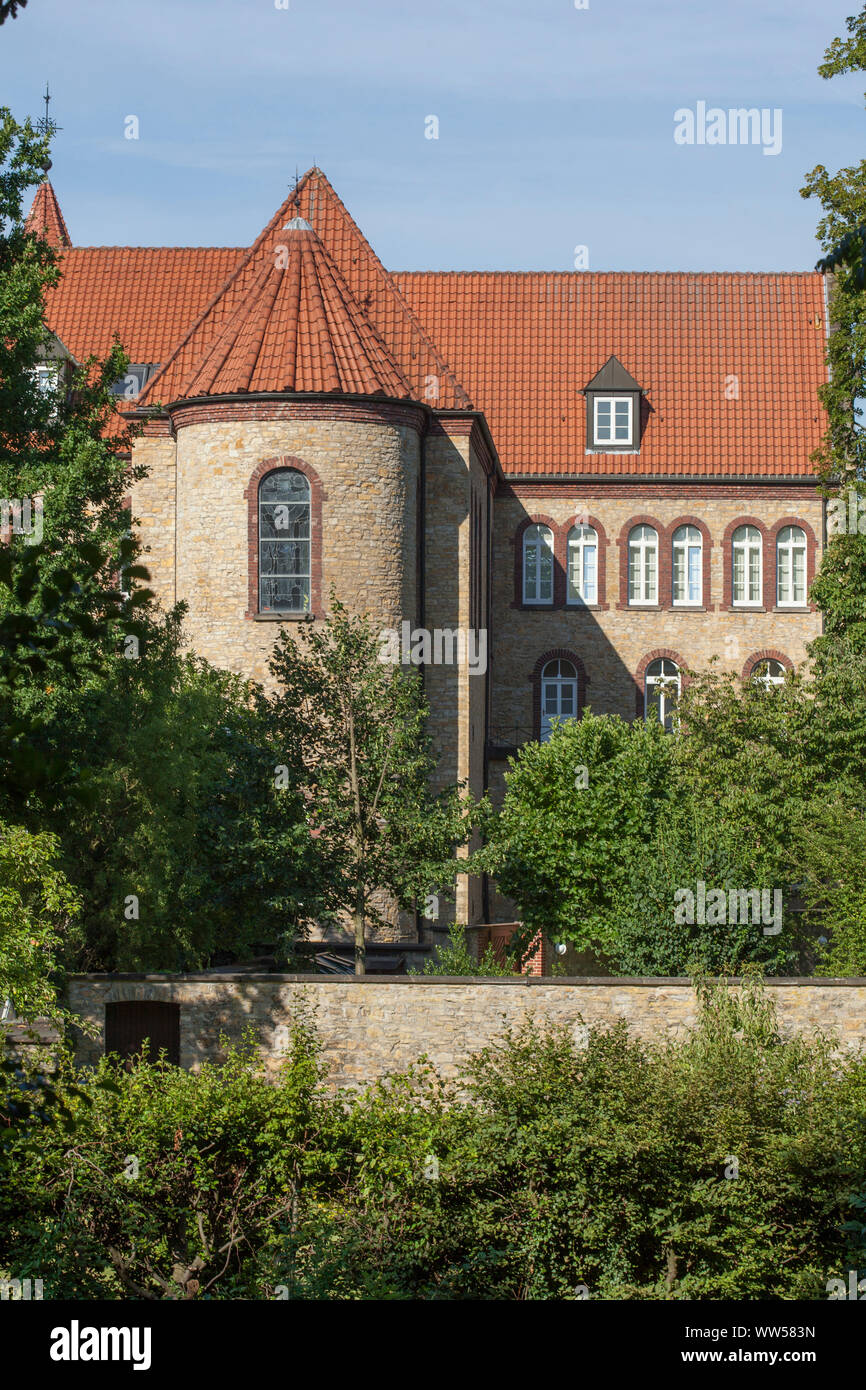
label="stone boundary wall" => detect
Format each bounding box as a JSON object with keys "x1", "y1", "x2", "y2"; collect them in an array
[{"x1": 66, "y1": 975, "x2": 866, "y2": 1090}]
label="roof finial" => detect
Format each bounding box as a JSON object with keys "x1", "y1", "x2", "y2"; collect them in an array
[{"x1": 34, "y1": 82, "x2": 61, "y2": 173}]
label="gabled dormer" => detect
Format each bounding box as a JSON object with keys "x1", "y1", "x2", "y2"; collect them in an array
[{"x1": 583, "y1": 355, "x2": 644, "y2": 452}]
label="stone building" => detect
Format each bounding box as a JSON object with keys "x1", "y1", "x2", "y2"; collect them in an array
[{"x1": 28, "y1": 168, "x2": 828, "y2": 936}]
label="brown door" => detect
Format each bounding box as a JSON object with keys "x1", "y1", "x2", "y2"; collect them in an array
[{"x1": 104, "y1": 1001, "x2": 180, "y2": 1066}]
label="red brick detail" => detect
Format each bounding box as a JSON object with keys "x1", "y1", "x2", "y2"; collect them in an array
[
  {"x1": 719, "y1": 515, "x2": 770, "y2": 611},
  {"x1": 529, "y1": 647, "x2": 589, "y2": 737},
  {"x1": 170, "y1": 397, "x2": 425, "y2": 433},
  {"x1": 140, "y1": 415, "x2": 175, "y2": 438},
  {"x1": 512, "y1": 514, "x2": 560, "y2": 608},
  {"x1": 635, "y1": 647, "x2": 687, "y2": 718},
  {"x1": 663, "y1": 514, "x2": 714, "y2": 612},
  {"x1": 561, "y1": 513, "x2": 609, "y2": 610},
  {"x1": 741, "y1": 649, "x2": 793, "y2": 681},
  {"x1": 768, "y1": 515, "x2": 819, "y2": 612},
  {"x1": 501, "y1": 481, "x2": 822, "y2": 500},
  {"x1": 243, "y1": 455, "x2": 326, "y2": 620},
  {"x1": 616, "y1": 515, "x2": 664, "y2": 611},
  {"x1": 477, "y1": 923, "x2": 549, "y2": 975}
]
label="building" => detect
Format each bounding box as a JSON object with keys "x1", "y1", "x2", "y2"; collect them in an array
[{"x1": 27, "y1": 167, "x2": 828, "y2": 937}]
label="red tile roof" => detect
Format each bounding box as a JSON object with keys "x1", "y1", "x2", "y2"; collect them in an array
[
  {"x1": 139, "y1": 215, "x2": 413, "y2": 403},
  {"x1": 24, "y1": 180, "x2": 72, "y2": 249},
  {"x1": 393, "y1": 270, "x2": 829, "y2": 477},
  {"x1": 31, "y1": 172, "x2": 828, "y2": 477}
]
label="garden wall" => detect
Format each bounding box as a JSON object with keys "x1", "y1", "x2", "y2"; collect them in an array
[{"x1": 66, "y1": 975, "x2": 866, "y2": 1089}]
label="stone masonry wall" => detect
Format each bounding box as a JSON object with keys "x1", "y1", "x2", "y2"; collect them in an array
[{"x1": 67, "y1": 976, "x2": 866, "y2": 1090}]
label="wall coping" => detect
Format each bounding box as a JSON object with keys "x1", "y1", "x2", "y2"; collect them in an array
[{"x1": 66, "y1": 974, "x2": 866, "y2": 988}]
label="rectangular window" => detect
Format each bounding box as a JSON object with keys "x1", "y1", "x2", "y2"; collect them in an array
[{"x1": 593, "y1": 396, "x2": 632, "y2": 446}]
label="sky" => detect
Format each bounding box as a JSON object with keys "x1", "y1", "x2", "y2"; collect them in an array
[{"x1": 1, "y1": 0, "x2": 864, "y2": 272}]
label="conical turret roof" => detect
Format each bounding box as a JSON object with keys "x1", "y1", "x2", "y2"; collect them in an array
[
  {"x1": 24, "y1": 180, "x2": 72, "y2": 249},
  {"x1": 139, "y1": 205, "x2": 413, "y2": 404}
]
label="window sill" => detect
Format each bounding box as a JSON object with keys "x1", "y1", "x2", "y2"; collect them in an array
[
  {"x1": 670, "y1": 605, "x2": 706, "y2": 612},
  {"x1": 252, "y1": 611, "x2": 313, "y2": 622},
  {"x1": 566, "y1": 603, "x2": 602, "y2": 611},
  {"x1": 772, "y1": 605, "x2": 809, "y2": 614},
  {"x1": 732, "y1": 605, "x2": 765, "y2": 612},
  {"x1": 585, "y1": 448, "x2": 640, "y2": 456}
]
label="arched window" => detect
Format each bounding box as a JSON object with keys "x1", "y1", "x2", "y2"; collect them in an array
[
  {"x1": 628, "y1": 525, "x2": 658, "y2": 605},
  {"x1": 540, "y1": 659, "x2": 578, "y2": 741},
  {"x1": 567, "y1": 524, "x2": 598, "y2": 605},
  {"x1": 645, "y1": 657, "x2": 680, "y2": 732},
  {"x1": 259, "y1": 469, "x2": 311, "y2": 613},
  {"x1": 751, "y1": 658, "x2": 786, "y2": 690},
  {"x1": 732, "y1": 525, "x2": 762, "y2": 606},
  {"x1": 776, "y1": 525, "x2": 807, "y2": 607},
  {"x1": 523, "y1": 523, "x2": 554, "y2": 604},
  {"x1": 672, "y1": 525, "x2": 702, "y2": 606}
]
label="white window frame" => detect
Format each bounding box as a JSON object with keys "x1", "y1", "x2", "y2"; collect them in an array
[
  {"x1": 671, "y1": 525, "x2": 703, "y2": 607},
  {"x1": 566, "y1": 524, "x2": 598, "y2": 605},
  {"x1": 644, "y1": 658, "x2": 681, "y2": 733},
  {"x1": 776, "y1": 526, "x2": 807, "y2": 608},
  {"x1": 593, "y1": 395, "x2": 633, "y2": 446},
  {"x1": 523, "y1": 524, "x2": 554, "y2": 605},
  {"x1": 732, "y1": 524, "x2": 763, "y2": 607},
  {"x1": 628, "y1": 524, "x2": 658, "y2": 606},
  {"x1": 751, "y1": 658, "x2": 786, "y2": 691},
  {"x1": 540, "y1": 659, "x2": 578, "y2": 742}
]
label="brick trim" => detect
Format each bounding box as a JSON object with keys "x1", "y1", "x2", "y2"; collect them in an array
[
  {"x1": 741, "y1": 649, "x2": 793, "y2": 682},
  {"x1": 719, "y1": 515, "x2": 770, "y2": 611},
  {"x1": 529, "y1": 647, "x2": 589, "y2": 738},
  {"x1": 616, "y1": 515, "x2": 664, "y2": 611},
  {"x1": 635, "y1": 647, "x2": 687, "y2": 719},
  {"x1": 170, "y1": 397, "x2": 426, "y2": 433},
  {"x1": 768, "y1": 515, "x2": 819, "y2": 612},
  {"x1": 500, "y1": 480, "x2": 822, "y2": 498},
  {"x1": 243, "y1": 455, "x2": 327, "y2": 620},
  {"x1": 562, "y1": 513, "x2": 609, "y2": 610},
  {"x1": 512, "y1": 514, "x2": 559, "y2": 608},
  {"x1": 663, "y1": 514, "x2": 714, "y2": 612}
]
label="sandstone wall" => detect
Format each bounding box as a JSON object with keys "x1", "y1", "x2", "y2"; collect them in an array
[{"x1": 67, "y1": 975, "x2": 866, "y2": 1091}]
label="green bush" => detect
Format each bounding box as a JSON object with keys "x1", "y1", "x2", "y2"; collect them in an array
[{"x1": 2, "y1": 981, "x2": 864, "y2": 1300}]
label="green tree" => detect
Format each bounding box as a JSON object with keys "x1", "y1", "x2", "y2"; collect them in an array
[
  {"x1": 269, "y1": 600, "x2": 468, "y2": 974},
  {"x1": 476, "y1": 712, "x2": 674, "y2": 960},
  {"x1": 0, "y1": 822, "x2": 78, "y2": 1022}
]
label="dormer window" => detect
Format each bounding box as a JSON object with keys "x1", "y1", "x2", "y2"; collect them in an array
[
  {"x1": 593, "y1": 396, "x2": 632, "y2": 445},
  {"x1": 584, "y1": 356, "x2": 643, "y2": 452}
]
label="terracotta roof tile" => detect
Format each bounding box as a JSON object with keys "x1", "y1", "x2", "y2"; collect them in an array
[
  {"x1": 35, "y1": 168, "x2": 828, "y2": 477},
  {"x1": 24, "y1": 180, "x2": 72, "y2": 249},
  {"x1": 140, "y1": 217, "x2": 412, "y2": 402}
]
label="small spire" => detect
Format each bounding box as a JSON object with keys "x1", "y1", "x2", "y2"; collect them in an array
[{"x1": 33, "y1": 82, "x2": 61, "y2": 173}]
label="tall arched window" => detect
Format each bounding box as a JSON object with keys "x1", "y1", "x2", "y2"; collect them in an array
[
  {"x1": 732, "y1": 525, "x2": 762, "y2": 606},
  {"x1": 751, "y1": 658, "x2": 786, "y2": 690},
  {"x1": 672, "y1": 525, "x2": 702, "y2": 606},
  {"x1": 523, "y1": 524, "x2": 554, "y2": 604},
  {"x1": 628, "y1": 525, "x2": 658, "y2": 605},
  {"x1": 540, "y1": 659, "x2": 578, "y2": 741},
  {"x1": 567, "y1": 524, "x2": 598, "y2": 605},
  {"x1": 776, "y1": 525, "x2": 807, "y2": 607},
  {"x1": 645, "y1": 657, "x2": 680, "y2": 732},
  {"x1": 259, "y1": 469, "x2": 311, "y2": 613}
]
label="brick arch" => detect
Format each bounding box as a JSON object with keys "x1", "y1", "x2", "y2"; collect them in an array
[
  {"x1": 529, "y1": 647, "x2": 589, "y2": 738},
  {"x1": 769, "y1": 516, "x2": 819, "y2": 611},
  {"x1": 513, "y1": 514, "x2": 560, "y2": 608},
  {"x1": 720, "y1": 516, "x2": 770, "y2": 611},
  {"x1": 616, "y1": 515, "x2": 664, "y2": 610},
  {"x1": 562, "y1": 513, "x2": 609, "y2": 609},
  {"x1": 664, "y1": 514, "x2": 714, "y2": 611},
  {"x1": 244, "y1": 454, "x2": 327, "y2": 619},
  {"x1": 635, "y1": 648, "x2": 687, "y2": 718},
  {"x1": 741, "y1": 649, "x2": 793, "y2": 682}
]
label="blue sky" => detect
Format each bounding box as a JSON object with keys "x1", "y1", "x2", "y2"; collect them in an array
[{"x1": 1, "y1": 0, "x2": 864, "y2": 271}]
